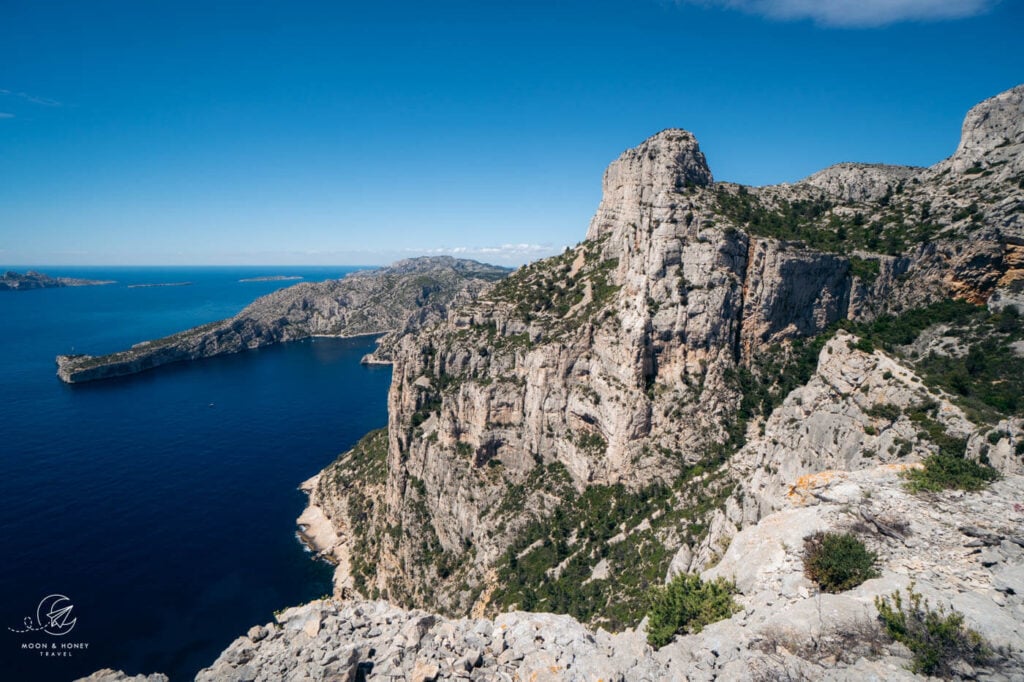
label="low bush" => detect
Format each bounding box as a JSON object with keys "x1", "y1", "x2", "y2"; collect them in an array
[
  {"x1": 804, "y1": 531, "x2": 879, "y2": 592},
  {"x1": 904, "y1": 454, "x2": 1001, "y2": 493},
  {"x1": 876, "y1": 584, "x2": 992, "y2": 677},
  {"x1": 646, "y1": 573, "x2": 740, "y2": 648},
  {"x1": 867, "y1": 403, "x2": 902, "y2": 422}
]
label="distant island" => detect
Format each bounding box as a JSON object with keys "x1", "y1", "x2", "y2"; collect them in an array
[
  {"x1": 239, "y1": 275, "x2": 304, "y2": 282},
  {"x1": 0, "y1": 270, "x2": 116, "y2": 291},
  {"x1": 127, "y1": 282, "x2": 193, "y2": 288}
]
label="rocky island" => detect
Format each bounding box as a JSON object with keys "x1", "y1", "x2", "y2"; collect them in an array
[
  {"x1": 84, "y1": 84, "x2": 1024, "y2": 681},
  {"x1": 0, "y1": 270, "x2": 115, "y2": 290},
  {"x1": 56, "y1": 257, "x2": 510, "y2": 384}
]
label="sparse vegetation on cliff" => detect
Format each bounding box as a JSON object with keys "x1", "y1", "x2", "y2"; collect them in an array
[
  {"x1": 322, "y1": 428, "x2": 389, "y2": 596},
  {"x1": 840, "y1": 300, "x2": 1024, "y2": 420},
  {"x1": 487, "y1": 238, "x2": 620, "y2": 332},
  {"x1": 645, "y1": 573, "x2": 740, "y2": 648},
  {"x1": 803, "y1": 531, "x2": 879, "y2": 593},
  {"x1": 905, "y1": 454, "x2": 1002, "y2": 493},
  {"x1": 490, "y1": 464, "x2": 735, "y2": 630},
  {"x1": 714, "y1": 185, "x2": 935, "y2": 257},
  {"x1": 876, "y1": 585, "x2": 995, "y2": 677}
]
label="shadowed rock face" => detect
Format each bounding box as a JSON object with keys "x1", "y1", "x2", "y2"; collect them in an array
[{"x1": 55, "y1": 257, "x2": 510, "y2": 383}]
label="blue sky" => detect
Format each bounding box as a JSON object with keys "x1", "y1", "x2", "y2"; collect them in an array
[{"x1": 1, "y1": 0, "x2": 1022, "y2": 266}]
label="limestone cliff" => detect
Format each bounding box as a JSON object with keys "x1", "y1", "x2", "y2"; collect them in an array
[
  {"x1": 303, "y1": 85, "x2": 1024, "y2": 627},
  {"x1": 83, "y1": 84, "x2": 1024, "y2": 681},
  {"x1": 55, "y1": 257, "x2": 509, "y2": 383},
  {"x1": 174, "y1": 330, "x2": 1024, "y2": 682}
]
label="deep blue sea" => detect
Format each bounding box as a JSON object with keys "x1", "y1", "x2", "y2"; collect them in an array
[{"x1": 0, "y1": 266, "x2": 393, "y2": 681}]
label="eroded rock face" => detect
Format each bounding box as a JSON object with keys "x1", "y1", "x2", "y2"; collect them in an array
[
  {"x1": 738, "y1": 240, "x2": 852, "y2": 358},
  {"x1": 316, "y1": 86, "x2": 1024, "y2": 616},
  {"x1": 740, "y1": 332, "x2": 977, "y2": 521},
  {"x1": 947, "y1": 83, "x2": 1024, "y2": 175},
  {"x1": 181, "y1": 324, "x2": 1024, "y2": 680},
  {"x1": 587, "y1": 128, "x2": 713, "y2": 241},
  {"x1": 802, "y1": 162, "x2": 921, "y2": 203}
]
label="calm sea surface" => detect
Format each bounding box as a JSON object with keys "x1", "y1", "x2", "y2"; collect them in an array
[{"x1": 0, "y1": 267, "x2": 392, "y2": 681}]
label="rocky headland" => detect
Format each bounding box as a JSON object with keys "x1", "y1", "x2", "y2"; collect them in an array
[
  {"x1": 1, "y1": 270, "x2": 115, "y2": 290},
  {"x1": 83, "y1": 84, "x2": 1024, "y2": 680},
  {"x1": 55, "y1": 257, "x2": 509, "y2": 384}
]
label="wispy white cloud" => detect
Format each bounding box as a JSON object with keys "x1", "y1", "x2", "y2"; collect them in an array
[
  {"x1": 409, "y1": 243, "x2": 565, "y2": 263},
  {"x1": 679, "y1": 0, "x2": 995, "y2": 27},
  {"x1": 0, "y1": 88, "x2": 62, "y2": 106},
  {"x1": 0, "y1": 112, "x2": 14, "y2": 119}
]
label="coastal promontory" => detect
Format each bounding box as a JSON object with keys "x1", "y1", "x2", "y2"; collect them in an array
[
  {"x1": 1, "y1": 270, "x2": 115, "y2": 290},
  {"x1": 55, "y1": 257, "x2": 509, "y2": 383}
]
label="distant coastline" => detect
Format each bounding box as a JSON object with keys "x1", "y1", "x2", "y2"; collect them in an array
[
  {"x1": 127, "y1": 281, "x2": 193, "y2": 288},
  {"x1": 0, "y1": 270, "x2": 116, "y2": 291},
  {"x1": 239, "y1": 275, "x2": 304, "y2": 282}
]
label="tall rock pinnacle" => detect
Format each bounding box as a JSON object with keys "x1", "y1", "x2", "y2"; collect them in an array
[
  {"x1": 947, "y1": 83, "x2": 1024, "y2": 174},
  {"x1": 587, "y1": 129, "x2": 713, "y2": 241}
]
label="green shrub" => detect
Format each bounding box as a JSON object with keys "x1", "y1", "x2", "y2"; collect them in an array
[
  {"x1": 849, "y1": 256, "x2": 881, "y2": 282},
  {"x1": 646, "y1": 573, "x2": 740, "y2": 648},
  {"x1": 904, "y1": 454, "x2": 1001, "y2": 493},
  {"x1": 876, "y1": 584, "x2": 992, "y2": 677},
  {"x1": 851, "y1": 336, "x2": 876, "y2": 353},
  {"x1": 804, "y1": 531, "x2": 879, "y2": 592},
  {"x1": 867, "y1": 403, "x2": 902, "y2": 422}
]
